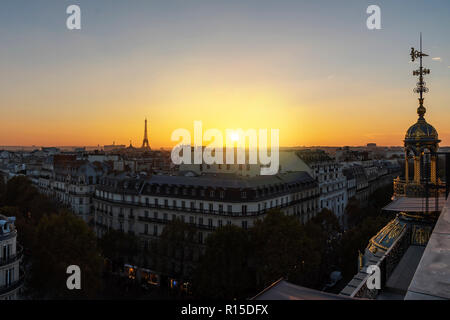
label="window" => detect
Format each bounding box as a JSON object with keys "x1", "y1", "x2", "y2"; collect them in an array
[
  {"x1": 242, "y1": 205, "x2": 247, "y2": 215},
  {"x1": 210, "y1": 190, "x2": 215, "y2": 197},
  {"x1": 190, "y1": 202, "x2": 195, "y2": 210},
  {"x1": 155, "y1": 198, "x2": 159, "y2": 207},
  {"x1": 220, "y1": 191, "x2": 225, "y2": 199},
  {"x1": 242, "y1": 221, "x2": 248, "y2": 229},
  {"x1": 144, "y1": 224, "x2": 148, "y2": 234},
  {"x1": 145, "y1": 210, "x2": 149, "y2": 218},
  {"x1": 209, "y1": 203, "x2": 213, "y2": 213},
  {"x1": 199, "y1": 217, "x2": 203, "y2": 225},
  {"x1": 208, "y1": 219, "x2": 213, "y2": 227},
  {"x1": 164, "y1": 199, "x2": 168, "y2": 207},
  {"x1": 153, "y1": 225, "x2": 158, "y2": 236},
  {"x1": 219, "y1": 204, "x2": 223, "y2": 213},
  {"x1": 199, "y1": 203, "x2": 204, "y2": 212},
  {"x1": 227, "y1": 205, "x2": 232, "y2": 214},
  {"x1": 163, "y1": 213, "x2": 168, "y2": 221},
  {"x1": 189, "y1": 216, "x2": 194, "y2": 224},
  {"x1": 198, "y1": 232, "x2": 203, "y2": 244},
  {"x1": 241, "y1": 191, "x2": 247, "y2": 199},
  {"x1": 218, "y1": 220, "x2": 223, "y2": 227},
  {"x1": 153, "y1": 212, "x2": 158, "y2": 219},
  {"x1": 182, "y1": 201, "x2": 186, "y2": 209}
]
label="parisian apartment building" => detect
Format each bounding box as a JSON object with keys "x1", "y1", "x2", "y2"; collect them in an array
[
  {"x1": 296, "y1": 149, "x2": 348, "y2": 224},
  {"x1": 92, "y1": 170, "x2": 320, "y2": 247},
  {"x1": 0, "y1": 215, "x2": 23, "y2": 300}
]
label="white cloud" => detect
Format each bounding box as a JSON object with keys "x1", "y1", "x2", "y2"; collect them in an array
[{"x1": 432, "y1": 57, "x2": 442, "y2": 61}]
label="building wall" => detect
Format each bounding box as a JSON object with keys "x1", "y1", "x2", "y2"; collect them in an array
[
  {"x1": 0, "y1": 218, "x2": 22, "y2": 300},
  {"x1": 309, "y1": 161, "x2": 348, "y2": 223}
]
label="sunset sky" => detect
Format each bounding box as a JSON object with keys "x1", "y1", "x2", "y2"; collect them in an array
[{"x1": 1, "y1": 0, "x2": 450, "y2": 148}]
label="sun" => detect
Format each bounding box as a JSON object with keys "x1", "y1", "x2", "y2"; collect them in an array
[{"x1": 230, "y1": 132, "x2": 239, "y2": 142}]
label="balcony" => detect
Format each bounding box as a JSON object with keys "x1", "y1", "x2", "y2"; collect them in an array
[
  {"x1": 0, "y1": 275, "x2": 25, "y2": 296},
  {"x1": 0, "y1": 245, "x2": 23, "y2": 267},
  {"x1": 138, "y1": 216, "x2": 217, "y2": 231},
  {"x1": 393, "y1": 178, "x2": 446, "y2": 198},
  {"x1": 93, "y1": 195, "x2": 317, "y2": 217}
]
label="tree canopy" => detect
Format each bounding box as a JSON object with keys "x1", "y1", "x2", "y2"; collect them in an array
[
  {"x1": 192, "y1": 225, "x2": 255, "y2": 299},
  {"x1": 29, "y1": 211, "x2": 103, "y2": 299}
]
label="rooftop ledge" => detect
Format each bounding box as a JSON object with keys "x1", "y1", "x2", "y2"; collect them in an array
[{"x1": 405, "y1": 195, "x2": 450, "y2": 300}]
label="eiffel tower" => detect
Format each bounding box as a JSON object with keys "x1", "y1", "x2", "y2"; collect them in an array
[{"x1": 141, "y1": 118, "x2": 151, "y2": 150}]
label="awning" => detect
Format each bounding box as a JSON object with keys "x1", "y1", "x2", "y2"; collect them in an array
[
  {"x1": 251, "y1": 279, "x2": 353, "y2": 300},
  {"x1": 383, "y1": 196, "x2": 446, "y2": 213}
]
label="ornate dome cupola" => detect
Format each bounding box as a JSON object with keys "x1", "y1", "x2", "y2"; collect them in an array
[{"x1": 403, "y1": 34, "x2": 440, "y2": 186}]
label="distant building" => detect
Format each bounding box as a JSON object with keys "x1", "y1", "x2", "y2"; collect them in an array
[
  {"x1": 104, "y1": 142, "x2": 126, "y2": 152},
  {"x1": 179, "y1": 150, "x2": 312, "y2": 177},
  {"x1": 41, "y1": 147, "x2": 60, "y2": 155},
  {"x1": 297, "y1": 149, "x2": 348, "y2": 223},
  {"x1": 36, "y1": 155, "x2": 106, "y2": 222}
]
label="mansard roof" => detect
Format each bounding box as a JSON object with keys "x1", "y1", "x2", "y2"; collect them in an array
[{"x1": 98, "y1": 171, "x2": 317, "y2": 194}]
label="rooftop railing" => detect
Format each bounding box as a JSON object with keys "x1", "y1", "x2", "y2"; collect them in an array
[{"x1": 393, "y1": 178, "x2": 446, "y2": 197}]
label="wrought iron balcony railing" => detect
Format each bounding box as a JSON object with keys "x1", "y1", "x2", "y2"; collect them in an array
[
  {"x1": 0, "y1": 245, "x2": 23, "y2": 267},
  {"x1": 393, "y1": 178, "x2": 446, "y2": 197},
  {"x1": 0, "y1": 275, "x2": 25, "y2": 295}
]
